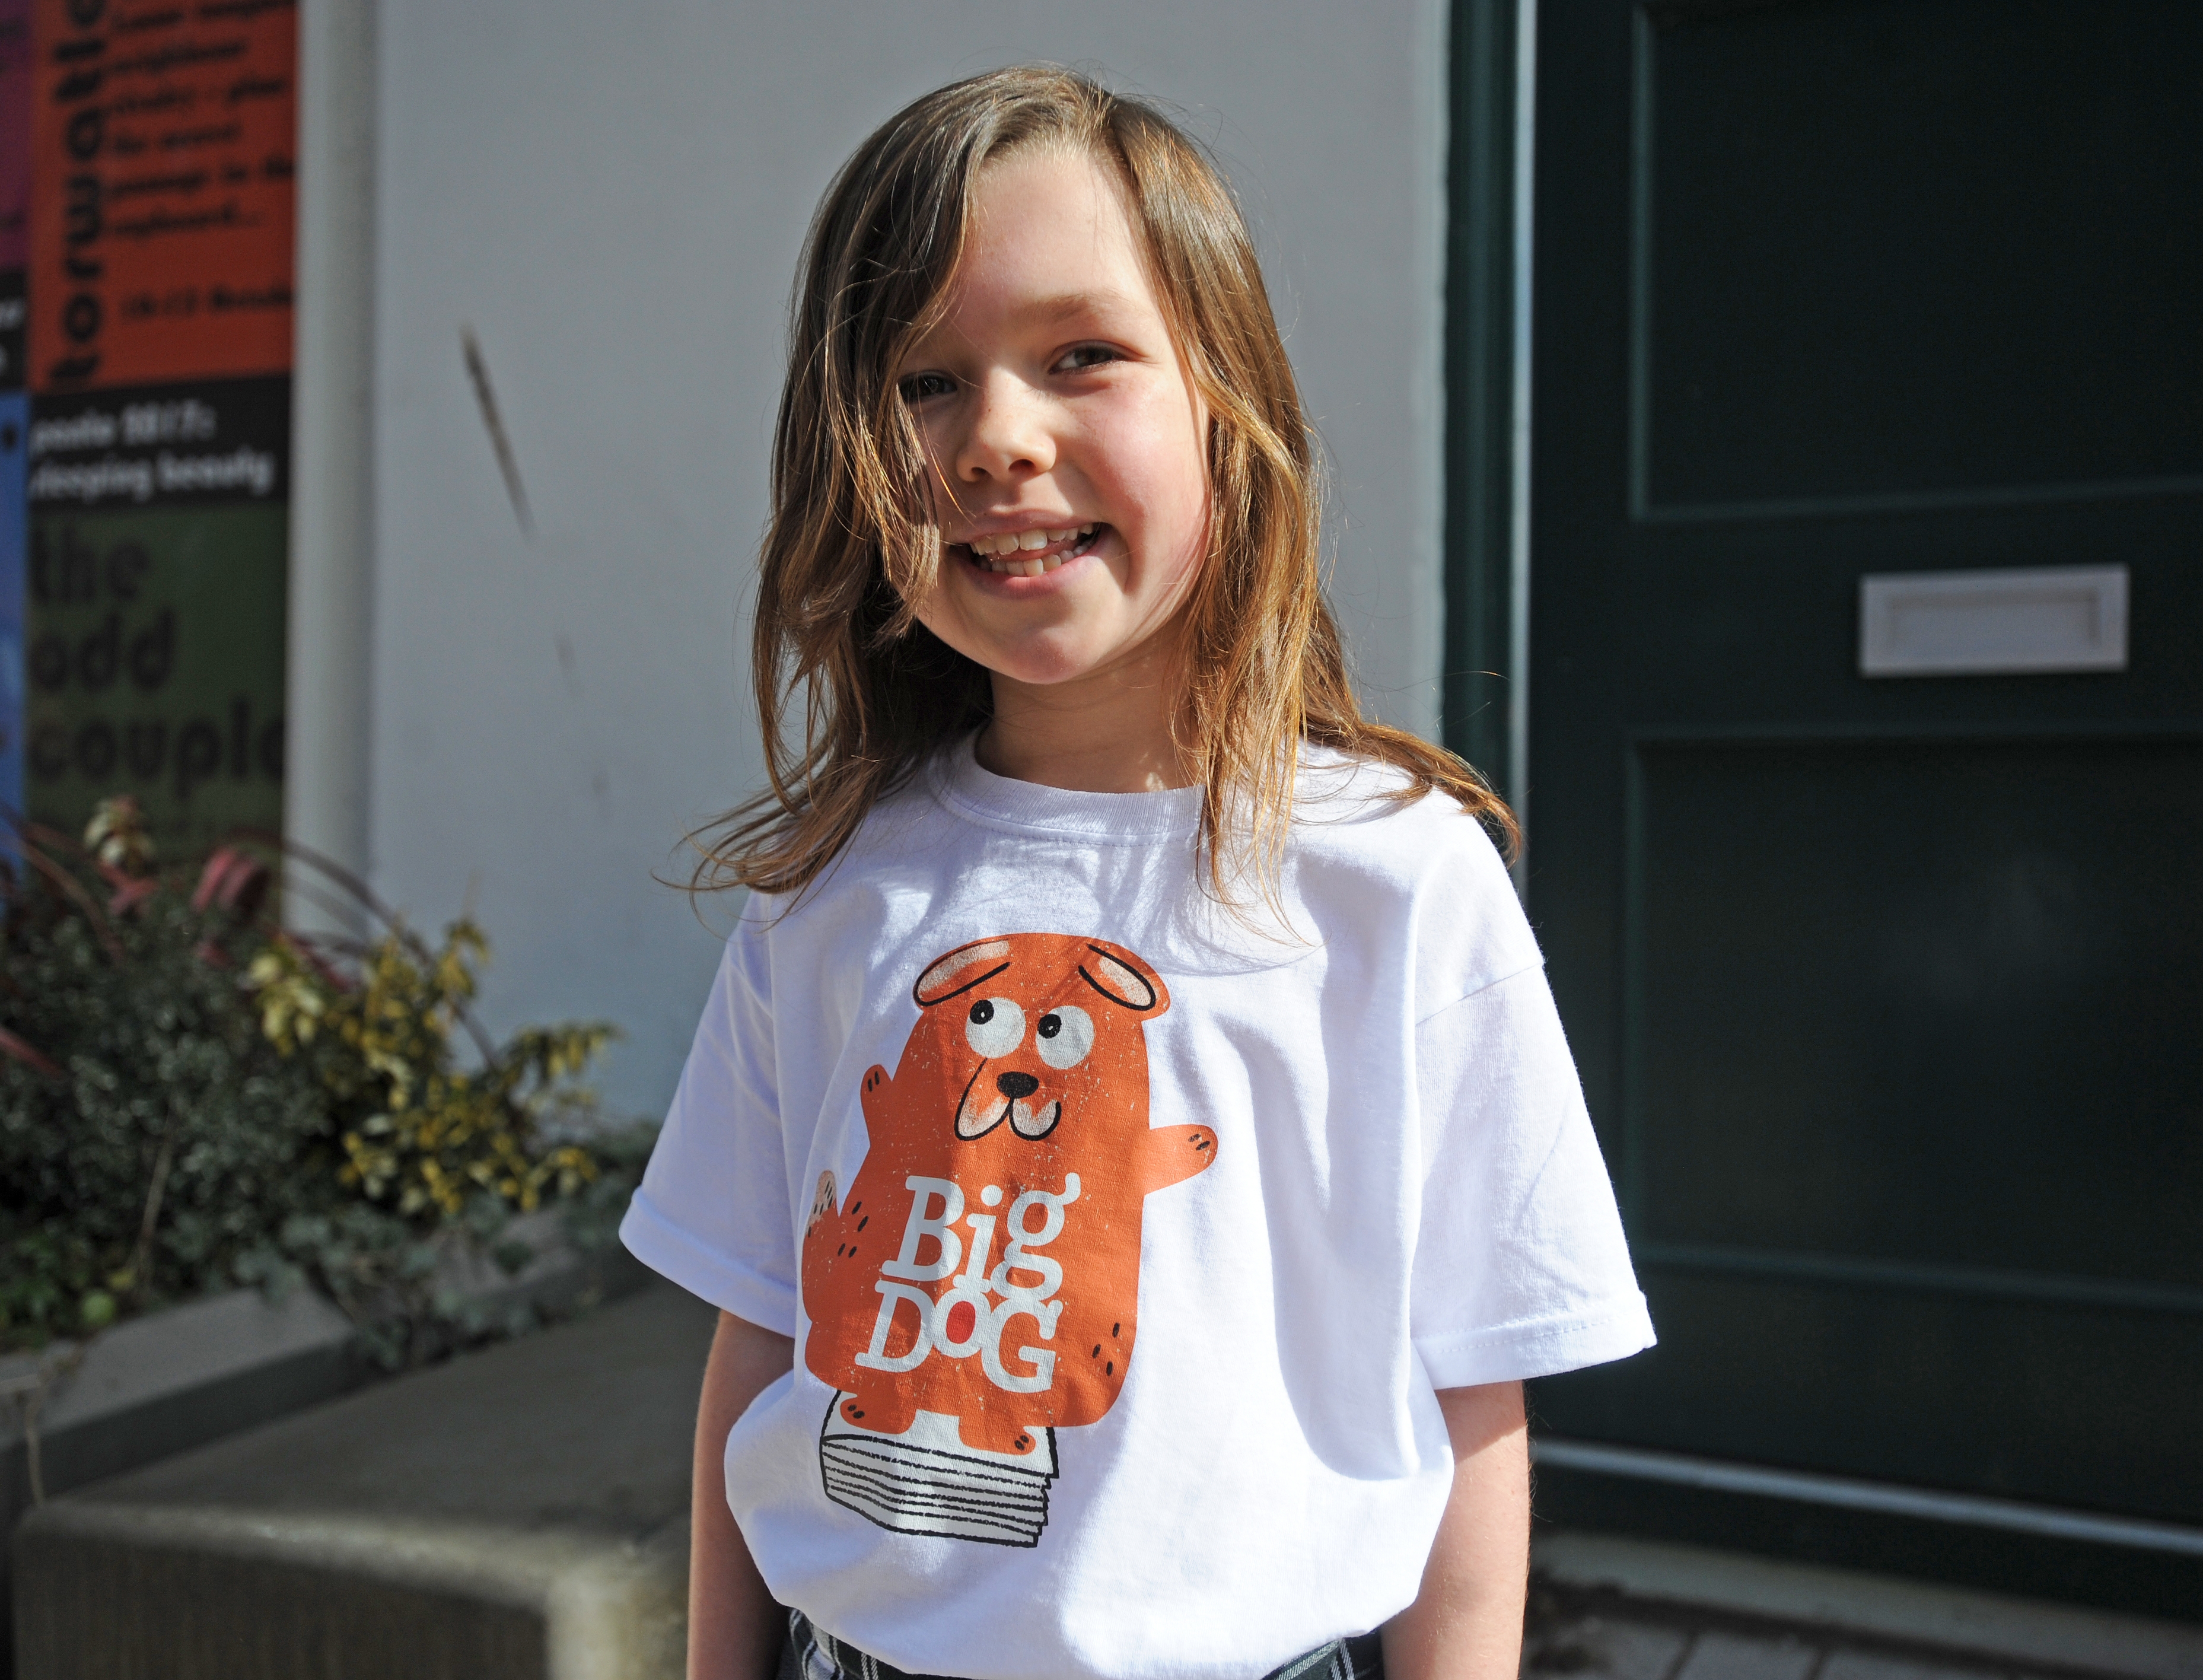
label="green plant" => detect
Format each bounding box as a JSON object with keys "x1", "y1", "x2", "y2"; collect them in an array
[
  {"x1": 1, "y1": 798, "x2": 652, "y2": 1363},
  {"x1": 241, "y1": 902, "x2": 639, "y2": 1366},
  {"x1": 250, "y1": 924, "x2": 605, "y2": 1222},
  {"x1": 1, "y1": 804, "x2": 326, "y2": 1345}
]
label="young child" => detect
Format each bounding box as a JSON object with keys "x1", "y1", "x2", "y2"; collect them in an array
[{"x1": 622, "y1": 65, "x2": 1653, "y2": 1680}]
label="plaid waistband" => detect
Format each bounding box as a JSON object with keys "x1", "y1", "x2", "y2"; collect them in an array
[{"x1": 784, "y1": 1607, "x2": 1384, "y2": 1680}]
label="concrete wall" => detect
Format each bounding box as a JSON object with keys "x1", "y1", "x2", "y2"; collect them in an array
[{"x1": 355, "y1": 1, "x2": 1450, "y2": 1114}]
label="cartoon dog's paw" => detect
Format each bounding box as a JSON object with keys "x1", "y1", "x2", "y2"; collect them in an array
[
  {"x1": 1086, "y1": 1317, "x2": 1128, "y2": 1382},
  {"x1": 957, "y1": 1405, "x2": 1042, "y2": 1457},
  {"x1": 857, "y1": 1063, "x2": 893, "y2": 1125},
  {"x1": 1144, "y1": 1124, "x2": 1220, "y2": 1191},
  {"x1": 839, "y1": 1387, "x2": 916, "y2": 1438},
  {"x1": 806, "y1": 1170, "x2": 836, "y2": 1234}
]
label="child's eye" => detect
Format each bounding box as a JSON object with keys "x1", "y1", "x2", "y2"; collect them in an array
[
  {"x1": 898, "y1": 371, "x2": 957, "y2": 404},
  {"x1": 1053, "y1": 344, "x2": 1121, "y2": 374}
]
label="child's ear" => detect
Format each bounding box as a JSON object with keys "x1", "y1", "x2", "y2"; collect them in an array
[{"x1": 1077, "y1": 940, "x2": 1169, "y2": 1016}]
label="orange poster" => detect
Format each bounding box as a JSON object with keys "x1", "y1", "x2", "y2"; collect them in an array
[{"x1": 29, "y1": 0, "x2": 295, "y2": 393}]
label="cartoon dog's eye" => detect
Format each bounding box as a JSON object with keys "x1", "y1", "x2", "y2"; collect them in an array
[
  {"x1": 1034, "y1": 1005, "x2": 1093, "y2": 1070},
  {"x1": 966, "y1": 997, "x2": 1025, "y2": 1058}
]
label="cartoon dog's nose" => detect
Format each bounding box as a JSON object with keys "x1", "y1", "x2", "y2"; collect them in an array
[{"x1": 996, "y1": 1071, "x2": 1040, "y2": 1099}]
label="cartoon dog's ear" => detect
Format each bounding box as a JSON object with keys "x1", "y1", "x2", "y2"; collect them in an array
[
  {"x1": 913, "y1": 937, "x2": 1013, "y2": 1007},
  {"x1": 1078, "y1": 940, "x2": 1170, "y2": 1015}
]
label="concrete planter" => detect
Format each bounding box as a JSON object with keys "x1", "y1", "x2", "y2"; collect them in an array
[
  {"x1": 1, "y1": 1284, "x2": 356, "y2": 1530},
  {"x1": 1, "y1": 1286, "x2": 361, "y2": 1680},
  {"x1": 12, "y1": 1283, "x2": 713, "y2": 1680},
  {"x1": 0, "y1": 1213, "x2": 647, "y2": 1678}
]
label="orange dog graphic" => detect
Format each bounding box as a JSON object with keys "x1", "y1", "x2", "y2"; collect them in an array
[{"x1": 801, "y1": 934, "x2": 1214, "y2": 1539}]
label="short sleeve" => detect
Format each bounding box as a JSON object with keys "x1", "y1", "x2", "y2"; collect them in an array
[
  {"x1": 1409, "y1": 964, "x2": 1655, "y2": 1388},
  {"x1": 619, "y1": 924, "x2": 800, "y2": 1335}
]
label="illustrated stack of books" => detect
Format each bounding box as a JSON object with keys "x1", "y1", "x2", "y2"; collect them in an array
[{"x1": 819, "y1": 1400, "x2": 1058, "y2": 1548}]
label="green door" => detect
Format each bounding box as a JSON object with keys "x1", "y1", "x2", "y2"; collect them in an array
[{"x1": 1522, "y1": 0, "x2": 2203, "y2": 1539}]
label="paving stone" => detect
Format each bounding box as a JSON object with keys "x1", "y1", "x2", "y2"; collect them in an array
[
  {"x1": 1819, "y1": 1654, "x2": 1998, "y2": 1680},
  {"x1": 1525, "y1": 1614, "x2": 1690, "y2": 1679},
  {"x1": 1672, "y1": 1630, "x2": 1820, "y2": 1680},
  {"x1": 1535, "y1": 1531, "x2": 2203, "y2": 1680}
]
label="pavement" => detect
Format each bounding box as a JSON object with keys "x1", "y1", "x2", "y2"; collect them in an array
[{"x1": 1524, "y1": 1532, "x2": 2203, "y2": 1680}]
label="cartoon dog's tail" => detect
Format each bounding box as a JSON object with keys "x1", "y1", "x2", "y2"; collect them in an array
[{"x1": 800, "y1": 1166, "x2": 851, "y2": 1307}]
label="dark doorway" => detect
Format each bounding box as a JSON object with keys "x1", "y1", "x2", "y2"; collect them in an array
[{"x1": 1508, "y1": 0, "x2": 2203, "y2": 1592}]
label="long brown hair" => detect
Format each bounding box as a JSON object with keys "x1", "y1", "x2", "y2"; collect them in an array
[{"x1": 694, "y1": 65, "x2": 1515, "y2": 904}]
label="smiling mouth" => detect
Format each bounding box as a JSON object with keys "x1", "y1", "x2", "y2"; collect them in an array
[
  {"x1": 954, "y1": 1086, "x2": 1065, "y2": 1141},
  {"x1": 957, "y1": 523, "x2": 1103, "y2": 577}
]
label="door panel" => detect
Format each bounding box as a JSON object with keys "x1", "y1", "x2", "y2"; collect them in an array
[
  {"x1": 1635, "y1": 2, "x2": 2203, "y2": 511},
  {"x1": 1632, "y1": 737, "x2": 2203, "y2": 1288},
  {"x1": 1527, "y1": 0, "x2": 2203, "y2": 1521}
]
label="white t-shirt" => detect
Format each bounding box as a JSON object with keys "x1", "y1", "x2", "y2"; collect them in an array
[{"x1": 622, "y1": 739, "x2": 1652, "y2": 1679}]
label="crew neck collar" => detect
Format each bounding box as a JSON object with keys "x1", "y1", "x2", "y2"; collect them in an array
[{"x1": 925, "y1": 732, "x2": 1204, "y2": 845}]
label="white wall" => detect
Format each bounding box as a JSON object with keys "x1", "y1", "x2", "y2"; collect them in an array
[{"x1": 362, "y1": 0, "x2": 1450, "y2": 1115}]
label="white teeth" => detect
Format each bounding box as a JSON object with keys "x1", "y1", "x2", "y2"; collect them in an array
[{"x1": 966, "y1": 523, "x2": 1098, "y2": 570}]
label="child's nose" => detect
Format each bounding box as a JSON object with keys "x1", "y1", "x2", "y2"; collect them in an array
[
  {"x1": 958, "y1": 376, "x2": 1055, "y2": 481},
  {"x1": 996, "y1": 1071, "x2": 1040, "y2": 1099}
]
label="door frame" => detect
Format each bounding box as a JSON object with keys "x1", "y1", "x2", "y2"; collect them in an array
[{"x1": 1442, "y1": 0, "x2": 1533, "y2": 823}]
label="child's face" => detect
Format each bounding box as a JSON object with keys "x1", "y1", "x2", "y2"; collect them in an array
[{"x1": 893, "y1": 148, "x2": 1209, "y2": 694}]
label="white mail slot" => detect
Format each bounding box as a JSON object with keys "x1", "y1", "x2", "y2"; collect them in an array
[{"x1": 1858, "y1": 565, "x2": 2128, "y2": 677}]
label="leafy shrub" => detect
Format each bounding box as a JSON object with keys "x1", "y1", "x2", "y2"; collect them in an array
[
  {"x1": 1, "y1": 809, "x2": 325, "y2": 1343},
  {"x1": 250, "y1": 925, "x2": 605, "y2": 1222},
  {"x1": 0, "y1": 799, "x2": 651, "y2": 1362}
]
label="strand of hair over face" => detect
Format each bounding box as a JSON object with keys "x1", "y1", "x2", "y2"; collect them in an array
[{"x1": 689, "y1": 65, "x2": 1516, "y2": 912}]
